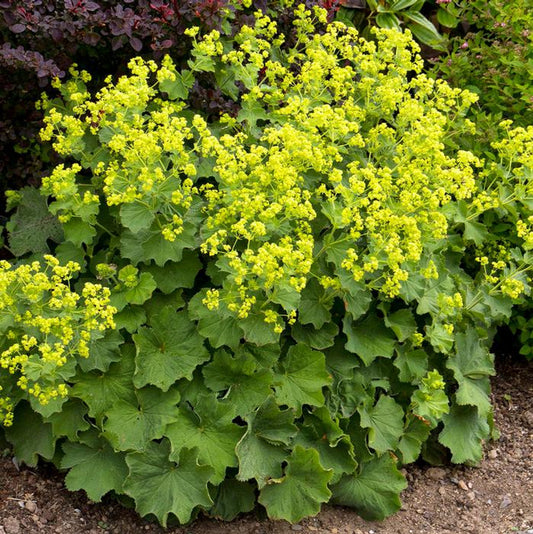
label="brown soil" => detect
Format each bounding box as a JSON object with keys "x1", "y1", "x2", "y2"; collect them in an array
[{"x1": 1, "y1": 355, "x2": 531, "y2": 534}]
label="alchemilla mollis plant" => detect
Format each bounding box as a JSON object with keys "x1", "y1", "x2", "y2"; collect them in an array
[{"x1": 1, "y1": 5, "x2": 532, "y2": 526}]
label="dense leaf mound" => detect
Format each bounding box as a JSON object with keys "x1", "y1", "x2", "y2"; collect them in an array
[{"x1": 1, "y1": 6, "x2": 532, "y2": 527}]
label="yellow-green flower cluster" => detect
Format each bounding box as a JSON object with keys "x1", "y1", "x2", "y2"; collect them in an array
[
  {"x1": 0, "y1": 257, "x2": 116, "y2": 425},
  {"x1": 38, "y1": 6, "x2": 532, "y2": 332},
  {"x1": 40, "y1": 60, "x2": 198, "y2": 240}
]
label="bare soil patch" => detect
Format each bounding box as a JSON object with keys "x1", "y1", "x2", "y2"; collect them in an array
[{"x1": 1, "y1": 355, "x2": 531, "y2": 534}]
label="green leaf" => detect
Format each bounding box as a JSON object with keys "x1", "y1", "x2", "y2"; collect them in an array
[
  {"x1": 411, "y1": 388, "x2": 449, "y2": 425},
  {"x1": 120, "y1": 222, "x2": 196, "y2": 266},
  {"x1": 298, "y1": 279, "x2": 332, "y2": 328},
  {"x1": 122, "y1": 272, "x2": 157, "y2": 306},
  {"x1": 62, "y1": 217, "x2": 96, "y2": 247},
  {"x1": 7, "y1": 187, "x2": 63, "y2": 256},
  {"x1": 292, "y1": 322, "x2": 339, "y2": 350},
  {"x1": 61, "y1": 430, "x2": 129, "y2": 502},
  {"x1": 103, "y1": 386, "x2": 180, "y2": 451},
  {"x1": 159, "y1": 70, "x2": 194, "y2": 100},
  {"x1": 237, "y1": 98, "x2": 269, "y2": 134},
  {"x1": 114, "y1": 305, "x2": 147, "y2": 333},
  {"x1": 188, "y1": 292, "x2": 242, "y2": 350},
  {"x1": 143, "y1": 290, "x2": 185, "y2": 320},
  {"x1": 404, "y1": 12, "x2": 446, "y2": 50},
  {"x1": 331, "y1": 454, "x2": 407, "y2": 520},
  {"x1": 463, "y1": 220, "x2": 490, "y2": 245},
  {"x1": 294, "y1": 407, "x2": 357, "y2": 483},
  {"x1": 236, "y1": 397, "x2": 297, "y2": 487},
  {"x1": 391, "y1": 0, "x2": 419, "y2": 10},
  {"x1": 166, "y1": 394, "x2": 245, "y2": 484},
  {"x1": 376, "y1": 13, "x2": 401, "y2": 30},
  {"x1": 119, "y1": 202, "x2": 155, "y2": 233},
  {"x1": 78, "y1": 330, "x2": 124, "y2": 372},
  {"x1": 124, "y1": 441, "x2": 214, "y2": 527},
  {"x1": 45, "y1": 399, "x2": 90, "y2": 441},
  {"x1": 397, "y1": 414, "x2": 432, "y2": 464},
  {"x1": 358, "y1": 395, "x2": 404, "y2": 454},
  {"x1": 274, "y1": 344, "x2": 332, "y2": 414},
  {"x1": 29, "y1": 391, "x2": 69, "y2": 418},
  {"x1": 271, "y1": 282, "x2": 301, "y2": 311},
  {"x1": 4, "y1": 402, "x2": 56, "y2": 467},
  {"x1": 203, "y1": 349, "x2": 274, "y2": 414},
  {"x1": 239, "y1": 313, "x2": 280, "y2": 345},
  {"x1": 133, "y1": 308, "x2": 210, "y2": 391},
  {"x1": 343, "y1": 314, "x2": 396, "y2": 366},
  {"x1": 258, "y1": 446, "x2": 333, "y2": 523},
  {"x1": 439, "y1": 404, "x2": 490, "y2": 464},
  {"x1": 337, "y1": 273, "x2": 372, "y2": 320},
  {"x1": 145, "y1": 250, "x2": 202, "y2": 293},
  {"x1": 188, "y1": 51, "x2": 216, "y2": 73},
  {"x1": 447, "y1": 327, "x2": 495, "y2": 416},
  {"x1": 71, "y1": 345, "x2": 137, "y2": 420},
  {"x1": 425, "y1": 322, "x2": 455, "y2": 354},
  {"x1": 236, "y1": 343, "x2": 280, "y2": 369},
  {"x1": 436, "y1": 7, "x2": 459, "y2": 28},
  {"x1": 384, "y1": 309, "x2": 418, "y2": 342},
  {"x1": 209, "y1": 479, "x2": 256, "y2": 521},
  {"x1": 54, "y1": 241, "x2": 86, "y2": 266},
  {"x1": 393, "y1": 346, "x2": 428, "y2": 383}
]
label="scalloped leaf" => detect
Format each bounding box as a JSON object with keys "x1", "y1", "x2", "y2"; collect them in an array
[
  {"x1": 124, "y1": 441, "x2": 214, "y2": 527},
  {"x1": 343, "y1": 314, "x2": 396, "y2": 366},
  {"x1": 358, "y1": 395, "x2": 404, "y2": 454},
  {"x1": 133, "y1": 307, "x2": 209, "y2": 391},
  {"x1": 4, "y1": 402, "x2": 56, "y2": 467},
  {"x1": 209, "y1": 478, "x2": 256, "y2": 521},
  {"x1": 438, "y1": 404, "x2": 490, "y2": 464},
  {"x1": 7, "y1": 187, "x2": 63, "y2": 256},
  {"x1": 294, "y1": 407, "x2": 357, "y2": 483},
  {"x1": 258, "y1": 446, "x2": 333, "y2": 523},
  {"x1": 274, "y1": 344, "x2": 331, "y2": 415},
  {"x1": 45, "y1": 399, "x2": 90, "y2": 441},
  {"x1": 331, "y1": 454, "x2": 407, "y2": 520},
  {"x1": 78, "y1": 330, "x2": 124, "y2": 372},
  {"x1": 447, "y1": 327, "x2": 495, "y2": 416},
  {"x1": 61, "y1": 430, "x2": 128, "y2": 502},
  {"x1": 120, "y1": 222, "x2": 196, "y2": 266},
  {"x1": 166, "y1": 394, "x2": 245, "y2": 484},
  {"x1": 236, "y1": 397, "x2": 297, "y2": 487},
  {"x1": 71, "y1": 344, "x2": 136, "y2": 420},
  {"x1": 103, "y1": 386, "x2": 180, "y2": 451},
  {"x1": 202, "y1": 349, "x2": 273, "y2": 414}
]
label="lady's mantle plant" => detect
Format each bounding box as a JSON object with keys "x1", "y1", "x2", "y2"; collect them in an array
[{"x1": 2, "y1": 5, "x2": 533, "y2": 526}]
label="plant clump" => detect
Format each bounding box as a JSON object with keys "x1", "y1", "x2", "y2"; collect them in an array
[{"x1": 1, "y1": 5, "x2": 532, "y2": 527}]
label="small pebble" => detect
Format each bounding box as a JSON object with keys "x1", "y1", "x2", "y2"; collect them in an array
[
  {"x1": 488, "y1": 449, "x2": 498, "y2": 459},
  {"x1": 458, "y1": 480, "x2": 469, "y2": 491},
  {"x1": 25, "y1": 500, "x2": 37, "y2": 513},
  {"x1": 467, "y1": 491, "x2": 476, "y2": 500},
  {"x1": 500, "y1": 495, "x2": 512, "y2": 509},
  {"x1": 290, "y1": 526, "x2": 302, "y2": 532}
]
